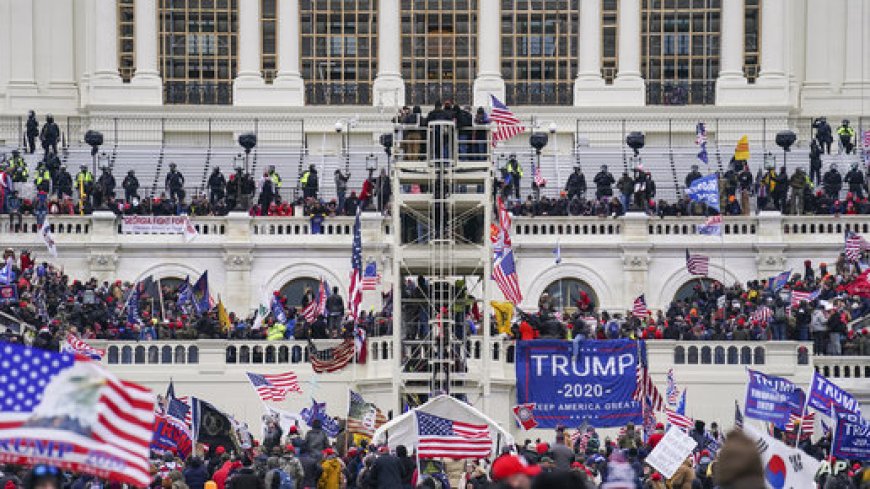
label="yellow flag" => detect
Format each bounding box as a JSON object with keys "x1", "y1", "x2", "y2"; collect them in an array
[
  {"x1": 217, "y1": 296, "x2": 231, "y2": 333},
  {"x1": 490, "y1": 300, "x2": 515, "y2": 335},
  {"x1": 734, "y1": 135, "x2": 750, "y2": 161}
]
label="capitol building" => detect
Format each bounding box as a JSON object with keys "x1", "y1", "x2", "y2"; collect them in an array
[{"x1": 0, "y1": 0, "x2": 869, "y2": 439}]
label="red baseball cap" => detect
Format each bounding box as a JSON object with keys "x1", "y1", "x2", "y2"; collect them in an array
[{"x1": 491, "y1": 455, "x2": 541, "y2": 481}]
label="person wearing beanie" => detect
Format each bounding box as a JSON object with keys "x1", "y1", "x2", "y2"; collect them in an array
[
  {"x1": 225, "y1": 458, "x2": 258, "y2": 489},
  {"x1": 183, "y1": 457, "x2": 209, "y2": 489},
  {"x1": 304, "y1": 419, "x2": 329, "y2": 455},
  {"x1": 317, "y1": 448, "x2": 344, "y2": 489},
  {"x1": 279, "y1": 447, "x2": 304, "y2": 487},
  {"x1": 646, "y1": 472, "x2": 666, "y2": 489},
  {"x1": 714, "y1": 430, "x2": 766, "y2": 489}
]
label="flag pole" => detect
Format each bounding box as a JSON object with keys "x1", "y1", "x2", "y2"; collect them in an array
[
  {"x1": 345, "y1": 388, "x2": 352, "y2": 457},
  {"x1": 158, "y1": 277, "x2": 167, "y2": 321}
]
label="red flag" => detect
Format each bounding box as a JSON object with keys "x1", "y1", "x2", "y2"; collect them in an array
[
  {"x1": 512, "y1": 403, "x2": 538, "y2": 430},
  {"x1": 844, "y1": 270, "x2": 870, "y2": 298}
]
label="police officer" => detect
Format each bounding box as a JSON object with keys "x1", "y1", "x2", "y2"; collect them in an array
[
  {"x1": 506, "y1": 154, "x2": 523, "y2": 199},
  {"x1": 593, "y1": 164, "x2": 615, "y2": 200},
  {"x1": 33, "y1": 162, "x2": 51, "y2": 193},
  {"x1": 76, "y1": 164, "x2": 95, "y2": 205},
  {"x1": 25, "y1": 111, "x2": 39, "y2": 154},
  {"x1": 812, "y1": 116, "x2": 833, "y2": 155},
  {"x1": 96, "y1": 167, "x2": 116, "y2": 207},
  {"x1": 123, "y1": 169, "x2": 139, "y2": 202},
  {"x1": 823, "y1": 163, "x2": 842, "y2": 199},
  {"x1": 268, "y1": 164, "x2": 282, "y2": 189},
  {"x1": 837, "y1": 119, "x2": 856, "y2": 154},
  {"x1": 208, "y1": 167, "x2": 226, "y2": 205},
  {"x1": 685, "y1": 164, "x2": 703, "y2": 188},
  {"x1": 845, "y1": 163, "x2": 867, "y2": 199},
  {"x1": 300, "y1": 164, "x2": 318, "y2": 199},
  {"x1": 55, "y1": 165, "x2": 73, "y2": 198},
  {"x1": 809, "y1": 139, "x2": 823, "y2": 185},
  {"x1": 8, "y1": 150, "x2": 27, "y2": 183},
  {"x1": 39, "y1": 114, "x2": 60, "y2": 159},
  {"x1": 165, "y1": 162, "x2": 185, "y2": 202},
  {"x1": 565, "y1": 166, "x2": 587, "y2": 200}
]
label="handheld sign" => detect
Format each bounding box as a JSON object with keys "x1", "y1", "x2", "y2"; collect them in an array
[{"x1": 645, "y1": 428, "x2": 698, "y2": 479}]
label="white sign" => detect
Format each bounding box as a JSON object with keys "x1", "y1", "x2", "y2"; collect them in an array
[
  {"x1": 644, "y1": 427, "x2": 699, "y2": 479},
  {"x1": 744, "y1": 426, "x2": 821, "y2": 489},
  {"x1": 121, "y1": 215, "x2": 198, "y2": 242}
]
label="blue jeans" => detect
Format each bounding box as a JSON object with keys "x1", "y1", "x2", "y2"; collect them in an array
[
  {"x1": 572, "y1": 334, "x2": 587, "y2": 359},
  {"x1": 771, "y1": 321, "x2": 786, "y2": 340},
  {"x1": 619, "y1": 193, "x2": 630, "y2": 212}
]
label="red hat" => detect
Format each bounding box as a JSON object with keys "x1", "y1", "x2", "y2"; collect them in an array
[
  {"x1": 535, "y1": 442, "x2": 549, "y2": 455},
  {"x1": 655, "y1": 423, "x2": 664, "y2": 430},
  {"x1": 651, "y1": 472, "x2": 662, "y2": 482},
  {"x1": 322, "y1": 448, "x2": 335, "y2": 456},
  {"x1": 570, "y1": 462, "x2": 584, "y2": 469},
  {"x1": 288, "y1": 426, "x2": 298, "y2": 434},
  {"x1": 347, "y1": 447, "x2": 358, "y2": 456},
  {"x1": 215, "y1": 446, "x2": 226, "y2": 455},
  {"x1": 491, "y1": 455, "x2": 542, "y2": 481},
  {"x1": 700, "y1": 449, "x2": 710, "y2": 457},
  {"x1": 284, "y1": 445, "x2": 295, "y2": 453},
  {"x1": 5, "y1": 480, "x2": 16, "y2": 489}
]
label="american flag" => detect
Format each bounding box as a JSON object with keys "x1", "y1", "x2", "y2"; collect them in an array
[
  {"x1": 0, "y1": 343, "x2": 155, "y2": 488},
  {"x1": 245, "y1": 372, "x2": 301, "y2": 402},
  {"x1": 302, "y1": 280, "x2": 326, "y2": 323},
  {"x1": 845, "y1": 231, "x2": 869, "y2": 262},
  {"x1": 697, "y1": 215, "x2": 722, "y2": 236},
  {"x1": 632, "y1": 341, "x2": 664, "y2": 412},
  {"x1": 750, "y1": 305, "x2": 772, "y2": 324},
  {"x1": 685, "y1": 249, "x2": 709, "y2": 276},
  {"x1": 493, "y1": 249, "x2": 523, "y2": 304},
  {"x1": 632, "y1": 294, "x2": 650, "y2": 317},
  {"x1": 310, "y1": 339, "x2": 356, "y2": 373},
  {"x1": 167, "y1": 397, "x2": 191, "y2": 426},
  {"x1": 347, "y1": 390, "x2": 387, "y2": 437},
  {"x1": 665, "y1": 409, "x2": 694, "y2": 430},
  {"x1": 490, "y1": 95, "x2": 525, "y2": 146},
  {"x1": 492, "y1": 196, "x2": 512, "y2": 259},
  {"x1": 361, "y1": 261, "x2": 381, "y2": 291},
  {"x1": 533, "y1": 164, "x2": 546, "y2": 187},
  {"x1": 665, "y1": 369, "x2": 679, "y2": 407},
  {"x1": 788, "y1": 412, "x2": 815, "y2": 435},
  {"x1": 349, "y1": 206, "x2": 363, "y2": 322},
  {"x1": 416, "y1": 411, "x2": 492, "y2": 459},
  {"x1": 695, "y1": 122, "x2": 708, "y2": 164},
  {"x1": 734, "y1": 401, "x2": 744, "y2": 429},
  {"x1": 790, "y1": 289, "x2": 819, "y2": 307},
  {"x1": 61, "y1": 333, "x2": 105, "y2": 361}
]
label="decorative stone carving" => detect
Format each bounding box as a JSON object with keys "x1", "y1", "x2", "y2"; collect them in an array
[
  {"x1": 622, "y1": 253, "x2": 649, "y2": 271},
  {"x1": 88, "y1": 253, "x2": 118, "y2": 271},
  {"x1": 223, "y1": 252, "x2": 253, "y2": 270}
]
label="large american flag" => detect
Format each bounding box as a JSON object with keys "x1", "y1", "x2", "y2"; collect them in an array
[
  {"x1": 788, "y1": 412, "x2": 815, "y2": 435},
  {"x1": 302, "y1": 280, "x2": 326, "y2": 323},
  {"x1": 750, "y1": 305, "x2": 772, "y2": 324},
  {"x1": 666, "y1": 409, "x2": 694, "y2": 430},
  {"x1": 61, "y1": 333, "x2": 105, "y2": 361},
  {"x1": 533, "y1": 164, "x2": 546, "y2": 187},
  {"x1": 632, "y1": 341, "x2": 663, "y2": 412},
  {"x1": 0, "y1": 343, "x2": 155, "y2": 487},
  {"x1": 245, "y1": 372, "x2": 301, "y2": 402},
  {"x1": 845, "y1": 231, "x2": 869, "y2": 262},
  {"x1": 349, "y1": 206, "x2": 363, "y2": 321},
  {"x1": 493, "y1": 249, "x2": 523, "y2": 304},
  {"x1": 490, "y1": 95, "x2": 525, "y2": 146},
  {"x1": 361, "y1": 261, "x2": 381, "y2": 291},
  {"x1": 310, "y1": 339, "x2": 356, "y2": 373},
  {"x1": 347, "y1": 390, "x2": 387, "y2": 437},
  {"x1": 665, "y1": 369, "x2": 679, "y2": 407},
  {"x1": 790, "y1": 289, "x2": 819, "y2": 307},
  {"x1": 632, "y1": 294, "x2": 650, "y2": 317},
  {"x1": 416, "y1": 411, "x2": 492, "y2": 459},
  {"x1": 685, "y1": 249, "x2": 709, "y2": 276}
]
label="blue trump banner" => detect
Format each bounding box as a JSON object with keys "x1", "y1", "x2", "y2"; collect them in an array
[
  {"x1": 745, "y1": 369, "x2": 805, "y2": 429},
  {"x1": 808, "y1": 371, "x2": 861, "y2": 416},
  {"x1": 151, "y1": 412, "x2": 193, "y2": 459},
  {"x1": 832, "y1": 407, "x2": 870, "y2": 461},
  {"x1": 685, "y1": 173, "x2": 720, "y2": 211},
  {"x1": 515, "y1": 339, "x2": 641, "y2": 428}
]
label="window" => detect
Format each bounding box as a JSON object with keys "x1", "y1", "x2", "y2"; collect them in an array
[
  {"x1": 501, "y1": 0, "x2": 577, "y2": 105},
  {"x1": 262, "y1": 0, "x2": 277, "y2": 82},
  {"x1": 280, "y1": 277, "x2": 323, "y2": 308},
  {"x1": 401, "y1": 0, "x2": 477, "y2": 105},
  {"x1": 300, "y1": 0, "x2": 377, "y2": 104},
  {"x1": 641, "y1": 0, "x2": 720, "y2": 105},
  {"x1": 119, "y1": 0, "x2": 136, "y2": 82},
  {"x1": 744, "y1": 0, "x2": 760, "y2": 81},
  {"x1": 541, "y1": 278, "x2": 598, "y2": 313},
  {"x1": 673, "y1": 278, "x2": 721, "y2": 303},
  {"x1": 601, "y1": 0, "x2": 619, "y2": 83},
  {"x1": 159, "y1": 0, "x2": 238, "y2": 104}
]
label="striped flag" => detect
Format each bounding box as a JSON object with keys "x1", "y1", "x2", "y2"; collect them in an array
[
  {"x1": 491, "y1": 196, "x2": 512, "y2": 259},
  {"x1": 361, "y1": 261, "x2": 381, "y2": 291},
  {"x1": 698, "y1": 215, "x2": 722, "y2": 236},
  {"x1": 845, "y1": 231, "x2": 869, "y2": 262},
  {"x1": 61, "y1": 333, "x2": 105, "y2": 361},
  {"x1": 490, "y1": 95, "x2": 525, "y2": 146},
  {"x1": 696, "y1": 122, "x2": 709, "y2": 164},
  {"x1": 347, "y1": 390, "x2": 387, "y2": 437},
  {"x1": 750, "y1": 305, "x2": 773, "y2": 324},
  {"x1": 245, "y1": 372, "x2": 301, "y2": 402},
  {"x1": 666, "y1": 409, "x2": 694, "y2": 430},
  {"x1": 632, "y1": 341, "x2": 664, "y2": 412},
  {"x1": 416, "y1": 411, "x2": 492, "y2": 459},
  {"x1": 735, "y1": 400, "x2": 744, "y2": 429},
  {"x1": 310, "y1": 339, "x2": 356, "y2": 374},
  {"x1": 348, "y1": 206, "x2": 363, "y2": 322},
  {"x1": 790, "y1": 289, "x2": 819, "y2": 307},
  {"x1": 302, "y1": 280, "x2": 327, "y2": 323},
  {"x1": 632, "y1": 294, "x2": 650, "y2": 317},
  {"x1": 788, "y1": 412, "x2": 815, "y2": 436},
  {"x1": 533, "y1": 164, "x2": 546, "y2": 187},
  {"x1": 665, "y1": 369, "x2": 679, "y2": 407},
  {"x1": 0, "y1": 343, "x2": 155, "y2": 488},
  {"x1": 493, "y1": 249, "x2": 523, "y2": 304},
  {"x1": 685, "y1": 249, "x2": 710, "y2": 276}
]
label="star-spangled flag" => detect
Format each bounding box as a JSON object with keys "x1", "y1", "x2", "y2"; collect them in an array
[
  {"x1": 361, "y1": 261, "x2": 381, "y2": 291},
  {"x1": 788, "y1": 412, "x2": 815, "y2": 436},
  {"x1": 192, "y1": 271, "x2": 210, "y2": 314},
  {"x1": 166, "y1": 397, "x2": 190, "y2": 425},
  {"x1": 347, "y1": 390, "x2": 386, "y2": 437},
  {"x1": 493, "y1": 249, "x2": 523, "y2": 305},
  {"x1": 632, "y1": 341, "x2": 664, "y2": 412},
  {"x1": 665, "y1": 409, "x2": 694, "y2": 431},
  {"x1": 734, "y1": 400, "x2": 744, "y2": 429},
  {"x1": 300, "y1": 399, "x2": 340, "y2": 437},
  {"x1": 416, "y1": 411, "x2": 492, "y2": 460},
  {"x1": 697, "y1": 215, "x2": 722, "y2": 236},
  {"x1": 665, "y1": 369, "x2": 679, "y2": 407},
  {"x1": 0, "y1": 342, "x2": 156, "y2": 488},
  {"x1": 695, "y1": 122, "x2": 708, "y2": 164},
  {"x1": 349, "y1": 206, "x2": 363, "y2": 322},
  {"x1": 790, "y1": 289, "x2": 819, "y2": 307},
  {"x1": 61, "y1": 333, "x2": 105, "y2": 361},
  {"x1": 490, "y1": 95, "x2": 525, "y2": 146},
  {"x1": 533, "y1": 164, "x2": 546, "y2": 187},
  {"x1": 245, "y1": 372, "x2": 301, "y2": 402},
  {"x1": 632, "y1": 295, "x2": 650, "y2": 317},
  {"x1": 750, "y1": 305, "x2": 773, "y2": 325},
  {"x1": 176, "y1": 276, "x2": 193, "y2": 308},
  {"x1": 685, "y1": 249, "x2": 709, "y2": 276},
  {"x1": 302, "y1": 280, "x2": 327, "y2": 323},
  {"x1": 271, "y1": 294, "x2": 287, "y2": 324},
  {"x1": 768, "y1": 270, "x2": 791, "y2": 292},
  {"x1": 845, "y1": 231, "x2": 869, "y2": 262}
]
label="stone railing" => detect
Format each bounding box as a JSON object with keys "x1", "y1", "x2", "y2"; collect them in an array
[{"x1": 813, "y1": 356, "x2": 870, "y2": 380}]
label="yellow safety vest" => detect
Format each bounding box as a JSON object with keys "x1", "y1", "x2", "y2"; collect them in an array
[{"x1": 300, "y1": 171, "x2": 310, "y2": 185}]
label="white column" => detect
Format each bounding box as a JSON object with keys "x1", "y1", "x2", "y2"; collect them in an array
[
  {"x1": 273, "y1": 0, "x2": 305, "y2": 105},
  {"x1": 843, "y1": 0, "x2": 864, "y2": 84},
  {"x1": 7, "y1": 0, "x2": 37, "y2": 92},
  {"x1": 758, "y1": 0, "x2": 786, "y2": 80},
  {"x1": 93, "y1": 0, "x2": 122, "y2": 81},
  {"x1": 233, "y1": 0, "x2": 266, "y2": 104},
  {"x1": 133, "y1": 0, "x2": 160, "y2": 80},
  {"x1": 372, "y1": 0, "x2": 404, "y2": 108},
  {"x1": 472, "y1": 0, "x2": 505, "y2": 107},
  {"x1": 718, "y1": 0, "x2": 746, "y2": 80},
  {"x1": 574, "y1": 0, "x2": 605, "y2": 105},
  {"x1": 607, "y1": 0, "x2": 645, "y2": 105}
]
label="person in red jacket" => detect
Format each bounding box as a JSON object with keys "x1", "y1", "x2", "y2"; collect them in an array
[
  {"x1": 647, "y1": 423, "x2": 666, "y2": 449},
  {"x1": 519, "y1": 320, "x2": 538, "y2": 341}
]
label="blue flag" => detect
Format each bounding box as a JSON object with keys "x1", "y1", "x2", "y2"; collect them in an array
[
  {"x1": 176, "y1": 276, "x2": 192, "y2": 307},
  {"x1": 300, "y1": 399, "x2": 340, "y2": 437},
  {"x1": 192, "y1": 271, "x2": 210, "y2": 314},
  {"x1": 271, "y1": 294, "x2": 287, "y2": 323},
  {"x1": 553, "y1": 242, "x2": 561, "y2": 264},
  {"x1": 807, "y1": 371, "x2": 861, "y2": 416},
  {"x1": 832, "y1": 407, "x2": 870, "y2": 461},
  {"x1": 768, "y1": 270, "x2": 792, "y2": 292},
  {"x1": 676, "y1": 389, "x2": 687, "y2": 416},
  {"x1": 0, "y1": 258, "x2": 14, "y2": 285},
  {"x1": 685, "y1": 173, "x2": 720, "y2": 211},
  {"x1": 126, "y1": 286, "x2": 140, "y2": 324},
  {"x1": 745, "y1": 369, "x2": 805, "y2": 429}
]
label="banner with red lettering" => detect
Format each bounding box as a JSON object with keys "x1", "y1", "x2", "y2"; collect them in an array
[
  {"x1": 150, "y1": 412, "x2": 192, "y2": 459},
  {"x1": 121, "y1": 216, "x2": 196, "y2": 235}
]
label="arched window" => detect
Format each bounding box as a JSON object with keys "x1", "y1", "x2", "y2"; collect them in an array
[
  {"x1": 740, "y1": 346, "x2": 752, "y2": 365},
  {"x1": 240, "y1": 346, "x2": 250, "y2": 364},
  {"x1": 135, "y1": 346, "x2": 146, "y2": 364},
  {"x1": 687, "y1": 346, "x2": 698, "y2": 364},
  {"x1": 673, "y1": 279, "x2": 721, "y2": 303},
  {"x1": 148, "y1": 346, "x2": 159, "y2": 364},
  {"x1": 226, "y1": 346, "x2": 237, "y2": 364},
  {"x1": 541, "y1": 279, "x2": 598, "y2": 313},
  {"x1": 161, "y1": 346, "x2": 173, "y2": 364},
  {"x1": 122, "y1": 346, "x2": 133, "y2": 364},
  {"x1": 188, "y1": 345, "x2": 198, "y2": 364},
  {"x1": 753, "y1": 347, "x2": 765, "y2": 365},
  {"x1": 674, "y1": 346, "x2": 685, "y2": 364},
  {"x1": 727, "y1": 346, "x2": 738, "y2": 365},
  {"x1": 279, "y1": 346, "x2": 289, "y2": 363},
  {"x1": 107, "y1": 346, "x2": 119, "y2": 364},
  {"x1": 714, "y1": 346, "x2": 725, "y2": 364},
  {"x1": 175, "y1": 346, "x2": 186, "y2": 364},
  {"x1": 280, "y1": 277, "x2": 323, "y2": 309},
  {"x1": 701, "y1": 346, "x2": 711, "y2": 364}
]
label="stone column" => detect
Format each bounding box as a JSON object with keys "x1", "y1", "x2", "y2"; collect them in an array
[
  {"x1": 758, "y1": 0, "x2": 787, "y2": 81},
  {"x1": 93, "y1": 0, "x2": 122, "y2": 81},
  {"x1": 843, "y1": 0, "x2": 865, "y2": 85},
  {"x1": 233, "y1": 0, "x2": 267, "y2": 105},
  {"x1": 6, "y1": 0, "x2": 38, "y2": 96},
  {"x1": 610, "y1": 0, "x2": 645, "y2": 105},
  {"x1": 273, "y1": 0, "x2": 305, "y2": 105},
  {"x1": 573, "y1": 0, "x2": 605, "y2": 105},
  {"x1": 718, "y1": 0, "x2": 746, "y2": 81},
  {"x1": 372, "y1": 0, "x2": 404, "y2": 108},
  {"x1": 130, "y1": 0, "x2": 163, "y2": 104},
  {"x1": 472, "y1": 0, "x2": 505, "y2": 107}
]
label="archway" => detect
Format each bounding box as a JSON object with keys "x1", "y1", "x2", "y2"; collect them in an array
[
  {"x1": 541, "y1": 278, "x2": 598, "y2": 312},
  {"x1": 672, "y1": 278, "x2": 721, "y2": 303},
  {"x1": 279, "y1": 277, "x2": 322, "y2": 308}
]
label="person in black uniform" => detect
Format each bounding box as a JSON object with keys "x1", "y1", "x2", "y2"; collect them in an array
[
  {"x1": 39, "y1": 114, "x2": 60, "y2": 159},
  {"x1": 123, "y1": 170, "x2": 139, "y2": 202},
  {"x1": 207, "y1": 167, "x2": 226, "y2": 206},
  {"x1": 25, "y1": 111, "x2": 39, "y2": 154},
  {"x1": 165, "y1": 162, "x2": 185, "y2": 202}
]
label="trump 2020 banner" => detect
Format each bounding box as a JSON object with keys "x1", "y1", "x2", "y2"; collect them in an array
[
  {"x1": 832, "y1": 407, "x2": 870, "y2": 461},
  {"x1": 807, "y1": 371, "x2": 861, "y2": 416},
  {"x1": 151, "y1": 412, "x2": 193, "y2": 459},
  {"x1": 515, "y1": 339, "x2": 641, "y2": 428},
  {"x1": 0, "y1": 342, "x2": 155, "y2": 488},
  {"x1": 745, "y1": 369, "x2": 805, "y2": 429}
]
